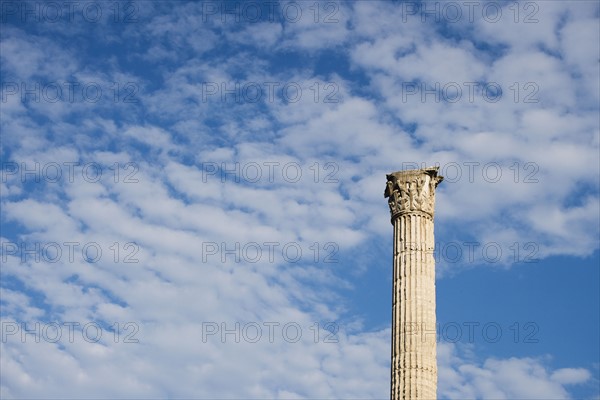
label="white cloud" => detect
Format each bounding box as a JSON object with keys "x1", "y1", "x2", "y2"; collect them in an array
[
  {"x1": 551, "y1": 368, "x2": 592, "y2": 385},
  {"x1": 439, "y1": 343, "x2": 593, "y2": 399}
]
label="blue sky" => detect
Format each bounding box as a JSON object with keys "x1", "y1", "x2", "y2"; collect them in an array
[{"x1": 1, "y1": 1, "x2": 599, "y2": 398}]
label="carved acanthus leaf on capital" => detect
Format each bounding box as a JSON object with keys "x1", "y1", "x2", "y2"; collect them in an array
[{"x1": 384, "y1": 167, "x2": 443, "y2": 220}]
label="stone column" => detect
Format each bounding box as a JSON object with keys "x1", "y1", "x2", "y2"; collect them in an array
[{"x1": 385, "y1": 167, "x2": 443, "y2": 400}]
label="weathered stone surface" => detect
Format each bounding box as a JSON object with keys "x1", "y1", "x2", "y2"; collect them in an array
[{"x1": 385, "y1": 167, "x2": 442, "y2": 400}]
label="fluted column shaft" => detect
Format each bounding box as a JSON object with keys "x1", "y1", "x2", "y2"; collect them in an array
[{"x1": 385, "y1": 168, "x2": 443, "y2": 400}]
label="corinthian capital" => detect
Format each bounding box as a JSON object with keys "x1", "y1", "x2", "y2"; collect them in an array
[{"x1": 384, "y1": 167, "x2": 443, "y2": 221}]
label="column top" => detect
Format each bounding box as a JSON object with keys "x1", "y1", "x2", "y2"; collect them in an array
[{"x1": 384, "y1": 167, "x2": 443, "y2": 221}]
